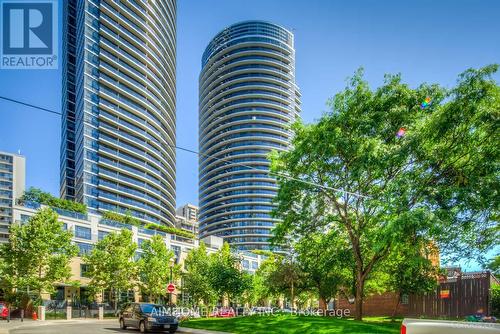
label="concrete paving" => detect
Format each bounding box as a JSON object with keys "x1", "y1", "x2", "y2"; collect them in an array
[{"x1": 0, "y1": 319, "x2": 230, "y2": 334}]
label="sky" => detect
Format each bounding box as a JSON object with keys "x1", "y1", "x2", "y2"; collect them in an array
[{"x1": 0, "y1": 0, "x2": 498, "y2": 269}]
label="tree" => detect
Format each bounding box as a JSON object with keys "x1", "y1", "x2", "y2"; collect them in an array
[
  {"x1": 0, "y1": 208, "x2": 77, "y2": 304},
  {"x1": 182, "y1": 242, "x2": 217, "y2": 307},
  {"x1": 485, "y1": 255, "x2": 500, "y2": 276},
  {"x1": 385, "y1": 240, "x2": 439, "y2": 318},
  {"x1": 270, "y1": 65, "x2": 499, "y2": 320},
  {"x1": 258, "y1": 253, "x2": 305, "y2": 308},
  {"x1": 84, "y1": 229, "x2": 137, "y2": 311},
  {"x1": 208, "y1": 243, "x2": 249, "y2": 305},
  {"x1": 294, "y1": 231, "x2": 352, "y2": 311},
  {"x1": 137, "y1": 235, "x2": 178, "y2": 303}
]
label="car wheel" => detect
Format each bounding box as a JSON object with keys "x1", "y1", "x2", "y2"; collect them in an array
[
  {"x1": 119, "y1": 318, "x2": 127, "y2": 330},
  {"x1": 139, "y1": 321, "x2": 147, "y2": 333}
]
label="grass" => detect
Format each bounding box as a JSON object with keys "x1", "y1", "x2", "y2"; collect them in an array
[{"x1": 181, "y1": 315, "x2": 402, "y2": 334}]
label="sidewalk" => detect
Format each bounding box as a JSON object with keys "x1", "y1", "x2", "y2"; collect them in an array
[
  {"x1": 0, "y1": 319, "x2": 116, "y2": 334},
  {"x1": 0, "y1": 319, "x2": 231, "y2": 334}
]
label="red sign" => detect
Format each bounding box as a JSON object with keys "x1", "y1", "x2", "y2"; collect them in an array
[
  {"x1": 440, "y1": 289, "x2": 450, "y2": 299},
  {"x1": 167, "y1": 283, "x2": 175, "y2": 293}
]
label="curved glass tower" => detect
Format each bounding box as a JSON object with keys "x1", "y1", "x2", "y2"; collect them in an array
[
  {"x1": 61, "y1": 0, "x2": 177, "y2": 225},
  {"x1": 199, "y1": 21, "x2": 301, "y2": 250}
]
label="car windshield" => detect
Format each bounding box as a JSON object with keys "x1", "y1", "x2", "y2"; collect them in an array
[{"x1": 140, "y1": 304, "x2": 166, "y2": 315}]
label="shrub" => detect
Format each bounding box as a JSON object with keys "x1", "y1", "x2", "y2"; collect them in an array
[
  {"x1": 101, "y1": 210, "x2": 141, "y2": 227},
  {"x1": 144, "y1": 223, "x2": 195, "y2": 239},
  {"x1": 492, "y1": 284, "x2": 500, "y2": 317},
  {"x1": 20, "y1": 187, "x2": 87, "y2": 214}
]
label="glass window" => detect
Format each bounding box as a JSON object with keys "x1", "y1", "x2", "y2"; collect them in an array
[
  {"x1": 98, "y1": 230, "x2": 110, "y2": 241},
  {"x1": 80, "y1": 264, "x2": 90, "y2": 277},
  {"x1": 75, "y1": 225, "x2": 92, "y2": 240},
  {"x1": 76, "y1": 242, "x2": 93, "y2": 256}
]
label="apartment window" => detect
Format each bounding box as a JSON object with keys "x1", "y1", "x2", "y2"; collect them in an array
[
  {"x1": 20, "y1": 214, "x2": 31, "y2": 223},
  {"x1": 76, "y1": 242, "x2": 93, "y2": 256},
  {"x1": 80, "y1": 264, "x2": 90, "y2": 278},
  {"x1": 98, "y1": 230, "x2": 110, "y2": 241},
  {"x1": 242, "y1": 259, "x2": 249, "y2": 269},
  {"x1": 171, "y1": 245, "x2": 181, "y2": 263},
  {"x1": 251, "y1": 261, "x2": 258, "y2": 270},
  {"x1": 75, "y1": 225, "x2": 91, "y2": 240}
]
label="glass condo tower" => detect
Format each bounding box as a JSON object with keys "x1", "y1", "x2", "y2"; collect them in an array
[
  {"x1": 199, "y1": 21, "x2": 301, "y2": 250},
  {"x1": 60, "y1": 0, "x2": 177, "y2": 226}
]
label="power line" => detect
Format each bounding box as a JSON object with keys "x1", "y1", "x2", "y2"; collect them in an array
[
  {"x1": 0, "y1": 95, "x2": 62, "y2": 116},
  {"x1": 173, "y1": 144, "x2": 369, "y2": 198},
  {"x1": 0, "y1": 95, "x2": 369, "y2": 198}
]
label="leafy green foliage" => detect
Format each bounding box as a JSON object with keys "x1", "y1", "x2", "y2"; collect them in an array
[
  {"x1": 384, "y1": 240, "x2": 439, "y2": 317},
  {"x1": 83, "y1": 229, "x2": 137, "y2": 309},
  {"x1": 253, "y1": 253, "x2": 305, "y2": 307},
  {"x1": 295, "y1": 231, "x2": 352, "y2": 310},
  {"x1": 270, "y1": 65, "x2": 499, "y2": 319},
  {"x1": 20, "y1": 187, "x2": 87, "y2": 214},
  {"x1": 492, "y1": 284, "x2": 500, "y2": 317},
  {"x1": 144, "y1": 223, "x2": 195, "y2": 239},
  {"x1": 182, "y1": 242, "x2": 217, "y2": 307},
  {"x1": 208, "y1": 243, "x2": 251, "y2": 304},
  {"x1": 0, "y1": 208, "x2": 77, "y2": 304},
  {"x1": 137, "y1": 235, "x2": 179, "y2": 303},
  {"x1": 183, "y1": 242, "x2": 250, "y2": 307},
  {"x1": 485, "y1": 255, "x2": 500, "y2": 276},
  {"x1": 101, "y1": 210, "x2": 141, "y2": 227}
]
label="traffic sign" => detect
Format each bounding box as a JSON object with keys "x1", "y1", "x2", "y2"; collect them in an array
[{"x1": 167, "y1": 283, "x2": 175, "y2": 293}]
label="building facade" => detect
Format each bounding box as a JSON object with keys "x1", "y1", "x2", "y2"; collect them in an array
[
  {"x1": 0, "y1": 151, "x2": 25, "y2": 243},
  {"x1": 12, "y1": 202, "x2": 264, "y2": 304},
  {"x1": 175, "y1": 203, "x2": 199, "y2": 236},
  {"x1": 199, "y1": 21, "x2": 301, "y2": 250},
  {"x1": 60, "y1": 0, "x2": 177, "y2": 226}
]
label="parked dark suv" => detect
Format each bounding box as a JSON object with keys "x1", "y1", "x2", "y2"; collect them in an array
[{"x1": 119, "y1": 302, "x2": 178, "y2": 333}]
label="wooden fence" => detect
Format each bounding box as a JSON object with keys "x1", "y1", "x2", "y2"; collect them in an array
[{"x1": 407, "y1": 271, "x2": 495, "y2": 318}]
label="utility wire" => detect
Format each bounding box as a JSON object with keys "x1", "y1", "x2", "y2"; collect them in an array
[
  {"x1": 0, "y1": 95, "x2": 62, "y2": 116},
  {"x1": 0, "y1": 95, "x2": 369, "y2": 198}
]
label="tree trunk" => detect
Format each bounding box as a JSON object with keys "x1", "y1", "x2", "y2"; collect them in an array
[
  {"x1": 354, "y1": 275, "x2": 364, "y2": 321},
  {"x1": 319, "y1": 296, "x2": 327, "y2": 314},
  {"x1": 392, "y1": 293, "x2": 401, "y2": 321},
  {"x1": 290, "y1": 280, "x2": 295, "y2": 309}
]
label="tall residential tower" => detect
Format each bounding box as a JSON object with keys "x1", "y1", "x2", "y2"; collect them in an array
[
  {"x1": 61, "y1": 0, "x2": 177, "y2": 226},
  {"x1": 199, "y1": 21, "x2": 301, "y2": 250},
  {"x1": 0, "y1": 151, "x2": 25, "y2": 242}
]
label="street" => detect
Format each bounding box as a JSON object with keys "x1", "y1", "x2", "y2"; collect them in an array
[{"x1": 2, "y1": 320, "x2": 227, "y2": 334}]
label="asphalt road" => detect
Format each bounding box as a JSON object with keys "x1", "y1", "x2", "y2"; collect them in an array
[{"x1": 8, "y1": 320, "x2": 222, "y2": 334}]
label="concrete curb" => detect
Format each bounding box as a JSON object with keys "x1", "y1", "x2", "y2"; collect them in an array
[{"x1": 0, "y1": 319, "x2": 117, "y2": 334}]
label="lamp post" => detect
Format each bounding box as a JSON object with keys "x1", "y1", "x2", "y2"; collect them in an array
[{"x1": 169, "y1": 257, "x2": 175, "y2": 314}]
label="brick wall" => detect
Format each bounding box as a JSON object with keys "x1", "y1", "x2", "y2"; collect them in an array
[{"x1": 336, "y1": 292, "x2": 409, "y2": 317}]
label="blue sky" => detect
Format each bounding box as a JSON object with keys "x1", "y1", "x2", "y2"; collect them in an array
[{"x1": 0, "y1": 1, "x2": 498, "y2": 268}]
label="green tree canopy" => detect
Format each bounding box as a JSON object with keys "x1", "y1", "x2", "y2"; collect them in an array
[
  {"x1": 0, "y1": 208, "x2": 77, "y2": 305},
  {"x1": 295, "y1": 230, "x2": 352, "y2": 310},
  {"x1": 270, "y1": 65, "x2": 499, "y2": 320},
  {"x1": 137, "y1": 235, "x2": 179, "y2": 303},
  {"x1": 83, "y1": 229, "x2": 137, "y2": 310},
  {"x1": 182, "y1": 242, "x2": 217, "y2": 307},
  {"x1": 208, "y1": 243, "x2": 250, "y2": 305}
]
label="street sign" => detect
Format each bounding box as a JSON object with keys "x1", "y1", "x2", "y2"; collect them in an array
[{"x1": 167, "y1": 283, "x2": 175, "y2": 293}]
